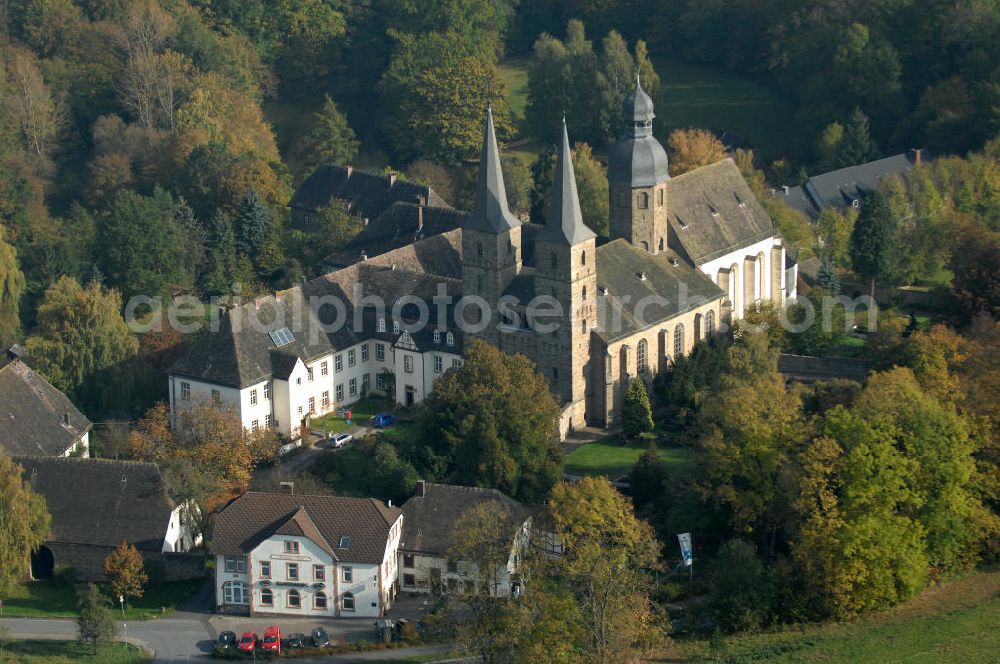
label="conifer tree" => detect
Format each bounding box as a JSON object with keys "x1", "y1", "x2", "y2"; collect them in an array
[
  {"x1": 849, "y1": 189, "x2": 898, "y2": 298},
  {"x1": 836, "y1": 108, "x2": 878, "y2": 168},
  {"x1": 76, "y1": 583, "x2": 116, "y2": 654},
  {"x1": 622, "y1": 378, "x2": 654, "y2": 439},
  {"x1": 234, "y1": 189, "x2": 271, "y2": 262},
  {"x1": 303, "y1": 94, "x2": 359, "y2": 172},
  {"x1": 201, "y1": 211, "x2": 242, "y2": 296}
]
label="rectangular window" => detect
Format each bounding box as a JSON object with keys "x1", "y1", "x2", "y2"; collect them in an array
[
  {"x1": 376, "y1": 373, "x2": 387, "y2": 392},
  {"x1": 284, "y1": 540, "x2": 300, "y2": 554},
  {"x1": 403, "y1": 573, "x2": 415, "y2": 588},
  {"x1": 180, "y1": 382, "x2": 190, "y2": 401},
  {"x1": 403, "y1": 554, "x2": 414, "y2": 568},
  {"x1": 287, "y1": 563, "x2": 299, "y2": 581},
  {"x1": 342, "y1": 566, "x2": 353, "y2": 583},
  {"x1": 264, "y1": 382, "x2": 271, "y2": 400},
  {"x1": 336, "y1": 384, "x2": 343, "y2": 402},
  {"x1": 287, "y1": 590, "x2": 301, "y2": 608},
  {"x1": 322, "y1": 391, "x2": 330, "y2": 408},
  {"x1": 361, "y1": 344, "x2": 369, "y2": 362},
  {"x1": 307, "y1": 367, "x2": 314, "y2": 382},
  {"x1": 335, "y1": 354, "x2": 343, "y2": 371},
  {"x1": 313, "y1": 565, "x2": 325, "y2": 581},
  {"x1": 434, "y1": 355, "x2": 442, "y2": 373},
  {"x1": 321, "y1": 361, "x2": 328, "y2": 376},
  {"x1": 362, "y1": 373, "x2": 370, "y2": 394},
  {"x1": 251, "y1": 419, "x2": 259, "y2": 432},
  {"x1": 349, "y1": 378, "x2": 357, "y2": 396},
  {"x1": 376, "y1": 343, "x2": 385, "y2": 361},
  {"x1": 265, "y1": 414, "x2": 273, "y2": 428},
  {"x1": 348, "y1": 349, "x2": 356, "y2": 367},
  {"x1": 250, "y1": 389, "x2": 257, "y2": 406},
  {"x1": 259, "y1": 561, "x2": 271, "y2": 578},
  {"x1": 308, "y1": 397, "x2": 316, "y2": 414},
  {"x1": 452, "y1": 359, "x2": 461, "y2": 369},
  {"x1": 224, "y1": 555, "x2": 246, "y2": 574},
  {"x1": 404, "y1": 356, "x2": 413, "y2": 373}
]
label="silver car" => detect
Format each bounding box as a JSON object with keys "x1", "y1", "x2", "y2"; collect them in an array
[{"x1": 327, "y1": 432, "x2": 353, "y2": 448}]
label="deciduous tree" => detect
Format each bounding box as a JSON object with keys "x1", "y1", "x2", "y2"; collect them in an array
[
  {"x1": 103, "y1": 541, "x2": 148, "y2": 605},
  {"x1": 76, "y1": 583, "x2": 116, "y2": 654},
  {"x1": 0, "y1": 452, "x2": 50, "y2": 597},
  {"x1": 667, "y1": 128, "x2": 726, "y2": 176},
  {"x1": 0, "y1": 227, "x2": 25, "y2": 346}
]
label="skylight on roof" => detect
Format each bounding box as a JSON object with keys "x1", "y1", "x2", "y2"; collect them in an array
[
  {"x1": 269, "y1": 327, "x2": 294, "y2": 347},
  {"x1": 339, "y1": 535, "x2": 350, "y2": 549}
]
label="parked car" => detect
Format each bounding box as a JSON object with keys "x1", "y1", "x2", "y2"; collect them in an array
[
  {"x1": 370, "y1": 413, "x2": 395, "y2": 429},
  {"x1": 261, "y1": 626, "x2": 281, "y2": 653},
  {"x1": 311, "y1": 627, "x2": 331, "y2": 648},
  {"x1": 237, "y1": 631, "x2": 258, "y2": 652},
  {"x1": 214, "y1": 631, "x2": 237, "y2": 652},
  {"x1": 285, "y1": 632, "x2": 307, "y2": 649},
  {"x1": 327, "y1": 432, "x2": 353, "y2": 448}
]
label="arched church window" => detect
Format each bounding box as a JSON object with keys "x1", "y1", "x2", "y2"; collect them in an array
[
  {"x1": 659, "y1": 238, "x2": 664, "y2": 252},
  {"x1": 658, "y1": 189, "x2": 664, "y2": 206},
  {"x1": 581, "y1": 249, "x2": 586, "y2": 266},
  {"x1": 706, "y1": 311, "x2": 715, "y2": 336},
  {"x1": 639, "y1": 192, "x2": 649, "y2": 209},
  {"x1": 674, "y1": 324, "x2": 684, "y2": 357},
  {"x1": 582, "y1": 285, "x2": 587, "y2": 299},
  {"x1": 637, "y1": 339, "x2": 648, "y2": 374}
]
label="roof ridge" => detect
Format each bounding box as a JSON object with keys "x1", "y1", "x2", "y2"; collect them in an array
[
  {"x1": 11, "y1": 455, "x2": 158, "y2": 468},
  {"x1": 668, "y1": 156, "x2": 733, "y2": 182}
]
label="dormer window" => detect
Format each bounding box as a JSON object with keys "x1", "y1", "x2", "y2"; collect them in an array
[
  {"x1": 433, "y1": 330, "x2": 441, "y2": 344},
  {"x1": 378, "y1": 319, "x2": 386, "y2": 333},
  {"x1": 446, "y1": 331, "x2": 454, "y2": 346},
  {"x1": 393, "y1": 321, "x2": 400, "y2": 335}
]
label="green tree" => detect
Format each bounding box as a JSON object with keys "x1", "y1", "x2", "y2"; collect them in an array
[
  {"x1": 0, "y1": 227, "x2": 25, "y2": 346},
  {"x1": 200, "y1": 210, "x2": 245, "y2": 296},
  {"x1": 76, "y1": 583, "x2": 116, "y2": 654},
  {"x1": 302, "y1": 94, "x2": 359, "y2": 173},
  {"x1": 621, "y1": 377, "x2": 653, "y2": 439},
  {"x1": 849, "y1": 189, "x2": 898, "y2": 298},
  {"x1": 548, "y1": 476, "x2": 662, "y2": 663},
  {"x1": 501, "y1": 153, "x2": 532, "y2": 218},
  {"x1": 708, "y1": 540, "x2": 774, "y2": 632},
  {"x1": 417, "y1": 340, "x2": 561, "y2": 501},
  {"x1": 836, "y1": 108, "x2": 878, "y2": 168},
  {"x1": 598, "y1": 30, "x2": 634, "y2": 141},
  {"x1": 629, "y1": 443, "x2": 668, "y2": 511},
  {"x1": 949, "y1": 223, "x2": 1000, "y2": 323},
  {"x1": 234, "y1": 188, "x2": 271, "y2": 263},
  {"x1": 814, "y1": 121, "x2": 844, "y2": 172},
  {"x1": 0, "y1": 452, "x2": 50, "y2": 597},
  {"x1": 529, "y1": 142, "x2": 608, "y2": 234},
  {"x1": 103, "y1": 540, "x2": 147, "y2": 605},
  {"x1": 24, "y1": 277, "x2": 139, "y2": 395}
]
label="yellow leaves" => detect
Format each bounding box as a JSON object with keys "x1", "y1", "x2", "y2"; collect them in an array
[
  {"x1": 103, "y1": 540, "x2": 148, "y2": 601},
  {"x1": 175, "y1": 74, "x2": 280, "y2": 161},
  {"x1": 666, "y1": 128, "x2": 727, "y2": 177}
]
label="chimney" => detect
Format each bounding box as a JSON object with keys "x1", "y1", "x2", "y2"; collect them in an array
[
  {"x1": 417, "y1": 480, "x2": 427, "y2": 497},
  {"x1": 359, "y1": 250, "x2": 368, "y2": 262},
  {"x1": 417, "y1": 205, "x2": 424, "y2": 231},
  {"x1": 345, "y1": 165, "x2": 353, "y2": 178},
  {"x1": 418, "y1": 194, "x2": 427, "y2": 206},
  {"x1": 910, "y1": 148, "x2": 922, "y2": 165},
  {"x1": 782, "y1": 185, "x2": 790, "y2": 195},
  {"x1": 62, "y1": 411, "x2": 70, "y2": 425},
  {"x1": 280, "y1": 481, "x2": 295, "y2": 495},
  {"x1": 388, "y1": 171, "x2": 397, "y2": 187}
]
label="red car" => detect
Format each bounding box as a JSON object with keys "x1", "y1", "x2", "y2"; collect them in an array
[
  {"x1": 261, "y1": 626, "x2": 281, "y2": 653},
  {"x1": 237, "y1": 631, "x2": 257, "y2": 653}
]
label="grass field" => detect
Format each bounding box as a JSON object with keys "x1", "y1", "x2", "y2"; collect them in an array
[
  {"x1": 499, "y1": 57, "x2": 530, "y2": 123},
  {"x1": 654, "y1": 58, "x2": 803, "y2": 159},
  {"x1": 3, "y1": 579, "x2": 204, "y2": 620},
  {"x1": 673, "y1": 570, "x2": 1000, "y2": 663},
  {"x1": 0, "y1": 641, "x2": 149, "y2": 663},
  {"x1": 310, "y1": 396, "x2": 395, "y2": 434},
  {"x1": 564, "y1": 435, "x2": 699, "y2": 478}
]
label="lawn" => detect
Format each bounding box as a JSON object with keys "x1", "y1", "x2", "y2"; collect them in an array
[
  {"x1": 2, "y1": 578, "x2": 205, "y2": 620},
  {"x1": 310, "y1": 396, "x2": 395, "y2": 434},
  {"x1": 0, "y1": 641, "x2": 149, "y2": 664},
  {"x1": 499, "y1": 57, "x2": 530, "y2": 123},
  {"x1": 564, "y1": 435, "x2": 700, "y2": 479},
  {"x1": 654, "y1": 58, "x2": 804, "y2": 159},
  {"x1": 673, "y1": 569, "x2": 1000, "y2": 663}
]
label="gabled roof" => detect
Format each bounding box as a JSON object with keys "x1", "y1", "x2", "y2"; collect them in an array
[
  {"x1": 665, "y1": 158, "x2": 776, "y2": 265},
  {"x1": 15, "y1": 456, "x2": 175, "y2": 551},
  {"x1": 0, "y1": 355, "x2": 91, "y2": 457},
  {"x1": 466, "y1": 107, "x2": 520, "y2": 234},
  {"x1": 290, "y1": 165, "x2": 448, "y2": 219},
  {"x1": 595, "y1": 239, "x2": 725, "y2": 341},
  {"x1": 536, "y1": 120, "x2": 595, "y2": 246},
  {"x1": 212, "y1": 492, "x2": 401, "y2": 563},
  {"x1": 400, "y1": 483, "x2": 529, "y2": 557}
]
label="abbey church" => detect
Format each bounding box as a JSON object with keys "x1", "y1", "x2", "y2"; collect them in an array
[{"x1": 169, "y1": 82, "x2": 796, "y2": 435}]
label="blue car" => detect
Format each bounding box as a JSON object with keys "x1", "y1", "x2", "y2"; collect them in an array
[{"x1": 371, "y1": 413, "x2": 395, "y2": 429}]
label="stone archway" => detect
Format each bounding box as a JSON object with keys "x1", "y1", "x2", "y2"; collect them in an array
[{"x1": 31, "y1": 545, "x2": 54, "y2": 579}]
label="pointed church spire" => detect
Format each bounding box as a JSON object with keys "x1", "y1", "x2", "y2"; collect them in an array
[
  {"x1": 540, "y1": 119, "x2": 596, "y2": 246},
  {"x1": 466, "y1": 106, "x2": 519, "y2": 234}
]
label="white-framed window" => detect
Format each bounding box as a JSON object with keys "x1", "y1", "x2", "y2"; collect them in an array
[
  {"x1": 222, "y1": 581, "x2": 249, "y2": 604},
  {"x1": 251, "y1": 419, "x2": 259, "y2": 432},
  {"x1": 287, "y1": 589, "x2": 301, "y2": 608},
  {"x1": 264, "y1": 381, "x2": 271, "y2": 400},
  {"x1": 446, "y1": 331, "x2": 454, "y2": 346},
  {"x1": 308, "y1": 397, "x2": 315, "y2": 414},
  {"x1": 336, "y1": 384, "x2": 344, "y2": 401},
  {"x1": 284, "y1": 540, "x2": 300, "y2": 554},
  {"x1": 404, "y1": 356, "x2": 413, "y2": 373},
  {"x1": 180, "y1": 382, "x2": 191, "y2": 401},
  {"x1": 452, "y1": 359, "x2": 461, "y2": 369},
  {"x1": 349, "y1": 378, "x2": 357, "y2": 396},
  {"x1": 335, "y1": 354, "x2": 343, "y2": 371},
  {"x1": 250, "y1": 389, "x2": 257, "y2": 406},
  {"x1": 260, "y1": 587, "x2": 273, "y2": 606},
  {"x1": 376, "y1": 343, "x2": 385, "y2": 361},
  {"x1": 307, "y1": 367, "x2": 314, "y2": 382},
  {"x1": 348, "y1": 349, "x2": 356, "y2": 366},
  {"x1": 362, "y1": 344, "x2": 369, "y2": 362},
  {"x1": 342, "y1": 566, "x2": 353, "y2": 583},
  {"x1": 393, "y1": 321, "x2": 400, "y2": 335},
  {"x1": 322, "y1": 391, "x2": 330, "y2": 408},
  {"x1": 315, "y1": 591, "x2": 328, "y2": 610},
  {"x1": 287, "y1": 563, "x2": 299, "y2": 580},
  {"x1": 434, "y1": 356, "x2": 442, "y2": 373},
  {"x1": 342, "y1": 592, "x2": 355, "y2": 611},
  {"x1": 376, "y1": 372, "x2": 387, "y2": 391},
  {"x1": 259, "y1": 561, "x2": 271, "y2": 578},
  {"x1": 321, "y1": 361, "x2": 328, "y2": 376},
  {"x1": 433, "y1": 330, "x2": 441, "y2": 344},
  {"x1": 265, "y1": 414, "x2": 273, "y2": 428},
  {"x1": 223, "y1": 555, "x2": 246, "y2": 574},
  {"x1": 378, "y1": 319, "x2": 386, "y2": 333},
  {"x1": 314, "y1": 565, "x2": 325, "y2": 581}
]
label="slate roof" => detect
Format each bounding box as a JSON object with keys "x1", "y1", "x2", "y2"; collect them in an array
[
  {"x1": 536, "y1": 120, "x2": 596, "y2": 246},
  {"x1": 211, "y1": 492, "x2": 401, "y2": 564},
  {"x1": 290, "y1": 165, "x2": 449, "y2": 219},
  {"x1": 665, "y1": 158, "x2": 776, "y2": 265},
  {"x1": 0, "y1": 355, "x2": 91, "y2": 457},
  {"x1": 467, "y1": 108, "x2": 520, "y2": 234},
  {"x1": 623, "y1": 77, "x2": 655, "y2": 123},
  {"x1": 609, "y1": 80, "x2": 669, "y2": 187},
  {"x1": 400, "y1": 483, "x2": 530, "y2": 557},
  {"x1": 595, "y1": 239, "x2": 725, "y2": 342},
  {"x1": 15, "y1": 456, "x2": 174, "y2": 551},
  {"x1": 777, "y1": 150, "x2": 924, "y2": 218}
]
